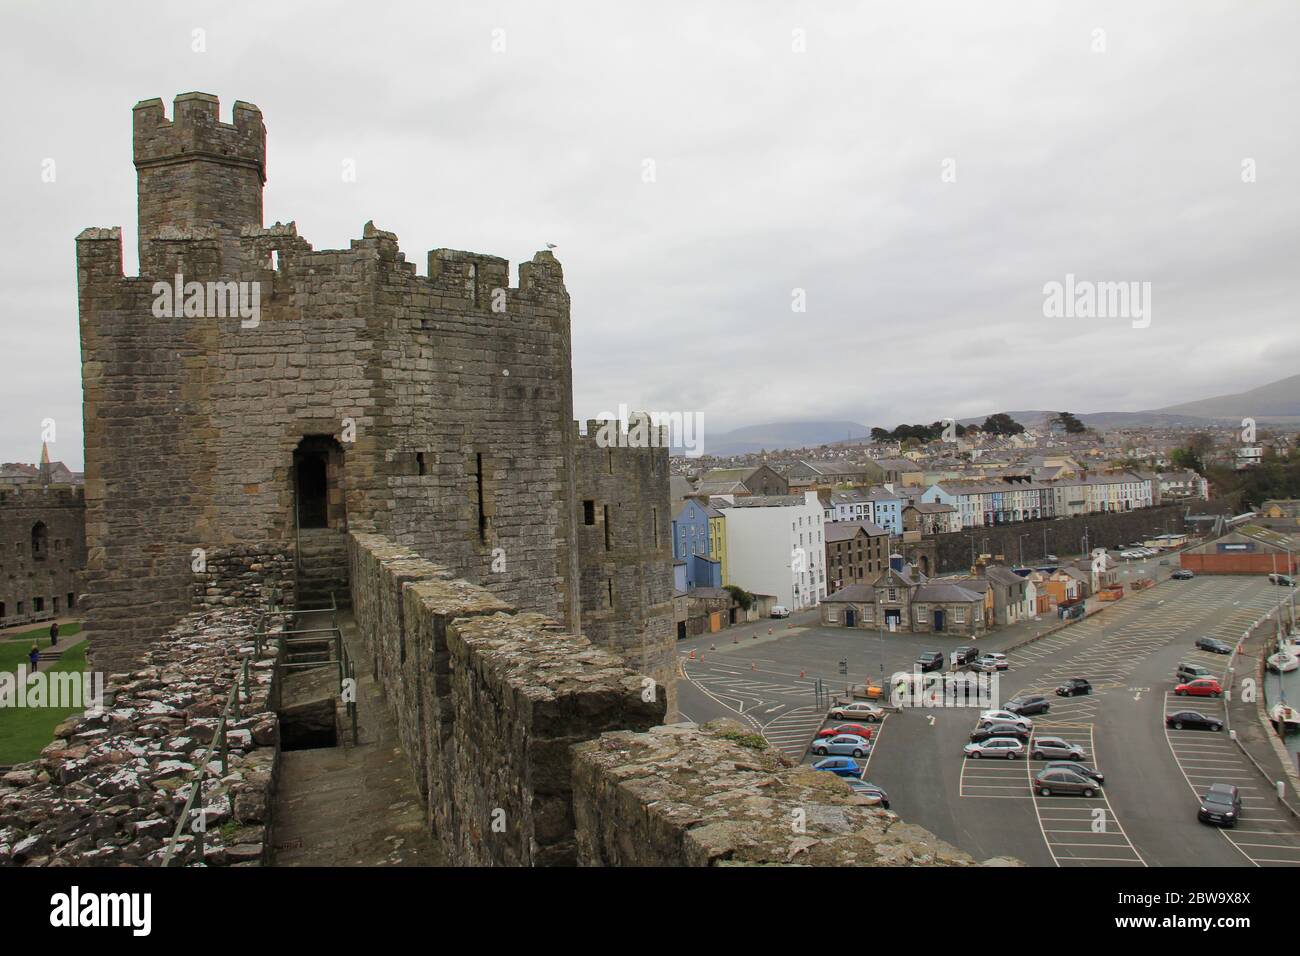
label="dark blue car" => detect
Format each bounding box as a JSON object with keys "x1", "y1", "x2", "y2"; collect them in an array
[{"x1": 813, "y1": 756, "x2": 862, "y2": 778}]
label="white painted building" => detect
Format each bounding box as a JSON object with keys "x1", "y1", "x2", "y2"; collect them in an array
[{"x1": 720, "y1": 491, "x2": 827, "y2": 611}]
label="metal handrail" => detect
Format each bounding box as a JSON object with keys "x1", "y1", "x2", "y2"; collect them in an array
[{"x1": 160, "y1": 655, "x2": 252, "y2": 866}]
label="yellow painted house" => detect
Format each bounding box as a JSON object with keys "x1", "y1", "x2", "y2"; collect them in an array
[{"x1": 705, "y1": 504, "x2": 729, "y2": 586}]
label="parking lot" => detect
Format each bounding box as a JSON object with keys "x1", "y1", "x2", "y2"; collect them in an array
[{"x1": 679, "y1": 570, "x2": 1300, "y2": 865}]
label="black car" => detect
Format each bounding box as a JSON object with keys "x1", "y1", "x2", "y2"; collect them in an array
[
  {"x1": 1166, "y1": 710, "x2": 1223, "y2": 732},
  {"x1": 1171, "y1": 569, "x2": 1194, "y2": 580},
  {"x1": 969, "y1": 723, "x2": 1031, "y2": 743},
  {"x1": 953, "y1": 646, "x2": 980, "y2": 666},
  {"x1": 1198, "y1": 783, "x2": 1241, "y2": 827},
  {"x1": 1055, "y1": 678, "x2": 1092, "y2": 697},
  {"x1": 1269, "y1": 573, "x2": 1296, "y2": 587},
  {"x1": 915, "y1": 651, "x2": 945, "y2": 672},
  {"x1": 1196, "y1": 637, "x2": 1233, "y2": 655},
  {"x1": 1005, "y1": 694, "x2": 1051, "y2": 716},
  {"x1": 1044, "y1": 760, "x2": 1105, "y2": 784}
]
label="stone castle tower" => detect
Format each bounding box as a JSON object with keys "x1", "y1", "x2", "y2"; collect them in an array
[{"x1": 77, "y1": 92, "x2": 674, "y2": 709}]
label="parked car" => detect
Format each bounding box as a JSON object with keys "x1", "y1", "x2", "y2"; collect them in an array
[
  {"x1": 1034, "y1": 767, "x2": 1100, "y2": 797},
  {"x1": 969, "y1": 723, "x2": 1031, "y2": 743},
  {"x1": 1175, "y1": 677, "x2": 1223, "y2": 698},
  {"x1": 1268, "y1": 573, "x2": 1296, "y2": 587},
  {"x1": 812, "y1": 734, "x2": 873, "y2": 757},
  {"x1": 963, "y1": 738, "x2": 1025, "y2": 760},
  {"x1": 915, "y1": 651, "x2": 945, "y2": 672},
  {"x1": 770, "y1": 605, "x2": 791, "y2": 618},
  {"x1": 1045, "y1": 553, "x2": 1059, "y2": 562},
  {"x1": 812, "y1": 756, "x2": 862, "y2": 778},
  {"x1": 1166, "y1": 711, "x2": 1223, "y2": 731},
  {"x1": 1055, "y1": 678, "x2": 1093, "y2": 697},
  {"x1": 970, "y1": 655, "x2": 1002, "y2": 673},
  {"x1": 979, "y1": 710, "x2": 1033, "y2": 730},
  {"x1": 1030, "y1": 736, "x2": 1085, "y2": 761},
  {"x1": 1172, "y1": 569, "x2": 1194, "y2": 580},
  {"x1": 1176, "y1": 662, "x2": 1213, "y2": 683},
  {"x1": 828, "y1": 701, "x2": 885, "y2": 722},
  {"x1": 1005, "y1": 694, "x2": 1051, "y2": 716},
  {"x1": 1198, "y1": 783, "x2": 1242, "y2": 827},
  {"x1": 1044, "y1": 761, "x2": 1104, "y2": 784},
  {"x1": 816, "y1": 723, "x2": 875, "y2": 741},
  {"x1": 846, "y1": 682, "x2": 886, "y2": 701},
  {"x1": 984, "y1": 652, "x2": 1009, "y2": 670},
  {"x1": 1196, "y1": 637, "x2": 1233, "y2": 655},
  {"x1": 846, "y1": 780, "x2": 890, "y2": 808},
  {"x1": 953, "y1": 646, "x2": 981, "y2": 666}
]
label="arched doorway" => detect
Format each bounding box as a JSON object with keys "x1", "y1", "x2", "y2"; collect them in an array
[{"x1": 293, "y1": 435, "x2": 345, "y2": 530}]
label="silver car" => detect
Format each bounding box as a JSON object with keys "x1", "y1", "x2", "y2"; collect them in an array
[
  {"x1": 812, "y1": 734, "x2": 872, "y2": 758},
  {"x1": 963, "y1": 738, "x2": 1025, "y2": 759},
  {"x1": 1034, "y1": 767, "x2": 1100, "y2": 797},
  {"x1": 1030, "y1": 736, "x2": 1086, "y2": 761},
  {"x1": 978, "y1": 710, "x2": 1032, "y2": 731}
]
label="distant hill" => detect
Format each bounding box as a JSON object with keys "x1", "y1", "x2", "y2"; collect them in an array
[
  {"x1": 680, "y1": 374, "x2": 1300, "y2": 458},
  {"x1": 1146, "y1": 373, "x2": 1300, "y2": 423},
  {"x1": 699, "y1": 420, "x2": 870, "y2": 456}
]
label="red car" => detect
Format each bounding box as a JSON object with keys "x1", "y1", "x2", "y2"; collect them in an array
[
  {"x1": 1175, "y1": 677, "x2": 1223, "y2": 698},
  {"x1": 816, "y1": 723, "x2": 875, "y2": 741}
]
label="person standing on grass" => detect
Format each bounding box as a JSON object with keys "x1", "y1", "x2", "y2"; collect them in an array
[
  {"x1": 50, "y1": 621, "x2": 59, "y2": 646},
  {"x1": 29, "y1": 644, "x2": 40, "y2": 673}
]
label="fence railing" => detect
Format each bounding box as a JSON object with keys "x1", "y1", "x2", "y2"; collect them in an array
[
  {"x1": 159, "y1": 592, "x2": 357, "y2": 865},
  {"x1": 160, "y1": 655, "x2": 254, "y2": 866}
]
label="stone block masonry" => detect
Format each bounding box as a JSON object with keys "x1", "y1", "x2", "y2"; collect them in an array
[
  {"x1": 79, "y1": 92, "x2": 672, "y2": 684},
  {"x1": 0, "y1": 484, "x2": 86, "y2": 628},
  {"x1": 573, "y1": 720, "x2": 1020, "y2": 867},
  {"x1": 0, "y1": 606, "x2": 281, "y2": 866},
  {"x1": 349, "y1": 532, "x2": 665, "y2": 866}
]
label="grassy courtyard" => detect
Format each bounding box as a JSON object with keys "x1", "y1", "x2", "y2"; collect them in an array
[{"x1": 0, "y1": 637, "x2": 90, "y2": 765}]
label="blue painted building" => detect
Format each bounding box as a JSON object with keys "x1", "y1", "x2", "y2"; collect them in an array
[
  {"x1": 865, "y1": 486, "x2": 906, "y2": 536},
  {"x1": 673, "y1": 499, "x2": 721, "y2": 590}
]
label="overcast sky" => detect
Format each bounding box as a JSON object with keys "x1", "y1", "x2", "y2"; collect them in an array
[{"x1": 3, "y1": 0, "x2": 1298, "y2": 469}]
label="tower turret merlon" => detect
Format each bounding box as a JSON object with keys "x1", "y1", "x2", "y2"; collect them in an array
[{"x1": 133, "y1": 93, "x2": 266, "y2": 270}]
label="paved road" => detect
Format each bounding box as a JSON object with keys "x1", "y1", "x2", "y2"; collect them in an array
[{"x1": 678, "y1": 566, "x2": 1300, "y2": 865}]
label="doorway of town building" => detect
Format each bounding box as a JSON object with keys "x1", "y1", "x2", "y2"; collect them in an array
[
  {"x1": 845, "y1": 608, "x2": 856, "y2": 627},
  {"x1": 933, "y1": 609, "x2": 945, "y2": 632}
]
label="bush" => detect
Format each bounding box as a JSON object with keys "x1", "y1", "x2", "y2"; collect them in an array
[{"x1": 724, "y1": 585, "x2": 754, "y2": 610}]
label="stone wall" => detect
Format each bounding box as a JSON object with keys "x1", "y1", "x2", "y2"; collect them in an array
[
  {"x1": 78, "y1": 93, "x2": 596, "y2": 674},
  {"x1": 351, "y1": 531, "x2": 1017, "y2": 867},
  {"x1": 0, "y1": 485, "x2": 85, "y2": 628},
  {"x1": 574, "y1": 419, "x2": 677, "y2": 718},
  {"x1": 932, "y1": 503, "x2": 1202, "y2": 574},
  {"x1": 573, "y1": 720, "x2": 1017, "y2": 866},
  {"x1": 0, "y1": 606, "x2": 281, "y2": 866},
  {"x1": 348, "y1": 532, "x2": 665, "y2": 866}
]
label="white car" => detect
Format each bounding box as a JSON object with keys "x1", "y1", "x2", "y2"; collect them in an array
[
  {"x1": 979, "y1": 710, "x2": 1033, "y2": 730},
  {"x1": 964, "y1": 738, "x2": 1025, "y2": 759},
  {"x1": 828, "y1": 701, "x2": 885, "y2": 722},
  {"x1": 1119, "y1": 550, "x2": 1141, "y2": 559}
]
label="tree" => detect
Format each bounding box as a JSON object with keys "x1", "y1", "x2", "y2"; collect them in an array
[
  {"x1": 981, "y1": 413, "x2": 1025, "y2": 436},
  {"x1": 870, "y1": 427, "x2": 890, "y2": 441},
  {"x1": 1052, "y1": 411, "x2": 1087, "y2": 434}
]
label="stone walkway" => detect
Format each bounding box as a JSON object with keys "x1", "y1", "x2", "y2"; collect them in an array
[{"x1": 271, "y1": 610, "x2": 442, "y2": 866}]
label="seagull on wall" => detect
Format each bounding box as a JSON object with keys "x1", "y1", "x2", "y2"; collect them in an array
[{"x1": 545, "y1": 243, "x2": 557, "y2": 249}]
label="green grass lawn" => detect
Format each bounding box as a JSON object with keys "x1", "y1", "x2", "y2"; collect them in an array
[
  {"x1": 0, "y1": 642, "x2": 90, "y2": 765},
  {"x1": 2, "y1": 620, "x2": 82, "y2": 642}
]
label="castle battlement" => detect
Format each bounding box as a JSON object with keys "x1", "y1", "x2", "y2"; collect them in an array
[
  {"x1": 133, "y1": 93, "x2": 265, "y2": 181},
  {"x1": 0, "y1": 484, "x2": 85, "y2": 507}
]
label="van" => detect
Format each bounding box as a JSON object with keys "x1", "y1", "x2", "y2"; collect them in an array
[{"x1": 770, "y1": 605, "x2": 791, "y2": 618}]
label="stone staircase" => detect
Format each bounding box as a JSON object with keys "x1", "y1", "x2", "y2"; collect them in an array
[{"x1": 296, "y1": 528, "x2": 351, "y2": 610}]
